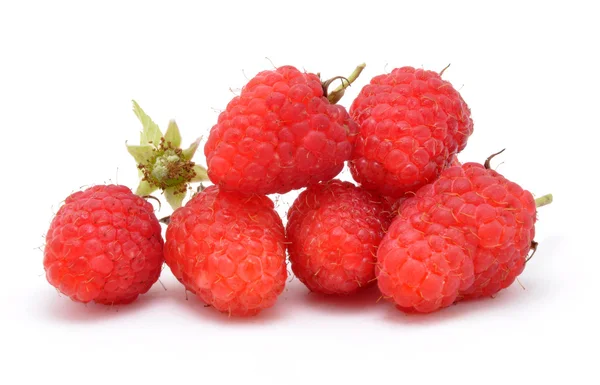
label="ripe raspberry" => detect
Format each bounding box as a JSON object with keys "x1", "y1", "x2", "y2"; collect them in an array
[
  {"x1": 377, "y1": 195, "x2": 476, "y2": 313},
  {"x1": 382, "y1": 154, "x2": 460, "y2": 218},
  {"x1": 44, "y1": 185, "x2": 164, "y2": 305},
  {"x1": 286, "y1": 180, "x2": 393, "y2": 295},
  {"x1": 456, "y1": 163, "x2": 538, "y2": 300},
  {"x1": 377, "y1": 161, "x2": 546, "y2": 313},
  {"x1": 204, "y1": 65, "x2": 359, "y2": 195},
  {"x1": 164, "y1": 185, "x2": 287, "y2": 316},
  {"x1": 449, "y1": 154, "x2": 461, "y2": 167},
  {"x1": 349, "y1": 66, "x2": 474, "y2": 198}
]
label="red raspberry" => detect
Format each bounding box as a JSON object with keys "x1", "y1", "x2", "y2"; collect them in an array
[
  {"x1": 377, "y1": 162, "x2": 543, "y2": 313},
  {"x1": 286, "y1": 180, "x2": 393, "y2": 295},
  {"x1": 382, "y1": 153, "x2": 460, "y2": 218},
  {"x1": 204, "y1": 65, "x2": 358, "y2": 195},
  {"x1": 457, "y1": 163, "x2": 537, "y2": 299},
  {"x1": 349, "y1": 66, "x2": 473, "y2": 198},
  {"x1": 44, "y1": 185, "x2": 164, "y2": 305},
  {"x1": 164, "y1": 186, "x2": 287, "y2": 316},
  {"x1": 449, "y1": 154, "x2": 461, "y2": 167}
]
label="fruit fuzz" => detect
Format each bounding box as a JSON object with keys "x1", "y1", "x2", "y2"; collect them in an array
[
  {"x1": 204, "y1": 64, "x2": 364, "y2": 195},
  {"x1": 376, "y1": 153, "x2": 551, "y2": 313}
]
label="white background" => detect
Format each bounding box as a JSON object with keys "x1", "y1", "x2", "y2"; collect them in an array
[{"x1": 1, "y1": 0, "x2": 598, "y2": 383}]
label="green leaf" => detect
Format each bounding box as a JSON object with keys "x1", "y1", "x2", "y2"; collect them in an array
[
  {"x1": 182, "y1": 137, "x2": 201, "y2": 160},
  {"x1": 126, "y1": 143, "x2": 155, "y2": 164},
  {"x1": 164, "y1": 186, "x2": 187, "y2": 210},
  {"x1": 132, "y1": 100, "x2": 163, "y2": 146},
  {"x1": 190, "y1": 164, "x2": 209, "y2": 182},
  {"x1": 135, "y1": 180, "x2": 158, "y2": 196},
  {"x1": 164, "y1": 120, "x2": 182, "y2": 148}
]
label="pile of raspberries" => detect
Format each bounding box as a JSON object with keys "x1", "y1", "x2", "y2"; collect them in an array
[{"x1": 44, "y1": 64, "x2": 551, "y2": 316}]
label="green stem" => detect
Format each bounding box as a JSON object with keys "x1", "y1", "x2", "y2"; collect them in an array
[
  {"x1": 326, "y1": 63, "x2": 366, "y2": 104},
  {"x1": 535, "y1": 194, "x2": 553, "y2": 208},
  {"x1": 332, "y1": 63, "x2": 366, "y2": 93}
]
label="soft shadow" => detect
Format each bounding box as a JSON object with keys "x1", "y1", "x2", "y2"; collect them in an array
[
  {"x1": 40, "y1": 288, "x2": 157, "y2": 324},
  {"x1": 298, "y1": 282, "x2": 385, "y2": 314},
  {"x1": 381, "y1": 298, "x2": 476, "y2": 325},
  {"x1": 160, "y1": 280, "x2": 289, "y2": 325},
  {"x1": 382, "y1": 234, "x2": 562, "y2": 325},
  {"x1": 381, "y1": 280, "x2": 550, "y2": 325}
]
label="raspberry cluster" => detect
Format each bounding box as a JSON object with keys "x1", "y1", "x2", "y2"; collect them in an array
[{"x1": 44, "y1": 63, "x2": 551, "y2": 317}]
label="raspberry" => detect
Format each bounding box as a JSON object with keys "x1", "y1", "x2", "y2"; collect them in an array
[
  {"x1": 377, "y1": 195, "x2": 476, "y2": 313},
  {"x1": 204, "y1": 65, "x2": 359, "y2": 195},
  {"x1": 43, "y1": 185, "x2": 164, "y2": 305},
  {"x1": 349, "y1": 66, "x2": 473, "y2": 198},
  {"x1": 449, "y1": 154, "x2": 461, "y2": 167},
  {"x1": 286, "y1": 180, "x2": 392, "y2": 295},
  {"x1": 377, "y1": 161, "x2": 548, "y2": 313},
  {"x1": 457, "y1": 164, "x2": 538, "y2": 300},
  {"x1": 164, "y1": 186, "x2": 287, "y2": 316}
]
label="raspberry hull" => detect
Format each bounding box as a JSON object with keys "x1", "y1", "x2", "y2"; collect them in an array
[
  {"x1": 204, "y1": 65, "x2": 358, "y2": 195},
  {"x1": 287, "y1": 180, "x2": 392, "y2": 295},
  {"x1": 376, "y1": 163, "x2": 537, "y2": 312},
  {"x1": 44, "y1": 185, "x2": 164, "y2": 304},
  {"x1": 164, "y1": 186, "x2": 287, "y2": 316},
  {"x1": 349, "y1": 66, "x2": 473, "y2": 198}
]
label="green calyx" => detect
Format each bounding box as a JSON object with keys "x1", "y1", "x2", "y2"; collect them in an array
[
  {"x1": 138, "y1": 138, "x2": 196, "y2": 191},
  {"x1": 126, "y1": 100, "x2": 208, "y2": 209}
]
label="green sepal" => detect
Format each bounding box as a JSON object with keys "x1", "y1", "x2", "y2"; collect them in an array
[
  {"x1": 132, "y1": 100, "x2": 163, "y2": 146},
  {"x1": 164, "y1": 186, "x2": 187, "y2": 209},
  {"x1": 126, "y1": 143, "x2": 155, "y2": 164},
  {"x1": 164, "y1": 120, "x2": 182, "y2": 148},
  {"x1": 135, "y1": 179, "x2": 158, "y2": 196},
  {"x1": 182, "y1": 137, "x2": 201, "y2": 160},
  {"x1": 191, "y1": 164, "x2": 209, "y2": 182}
]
